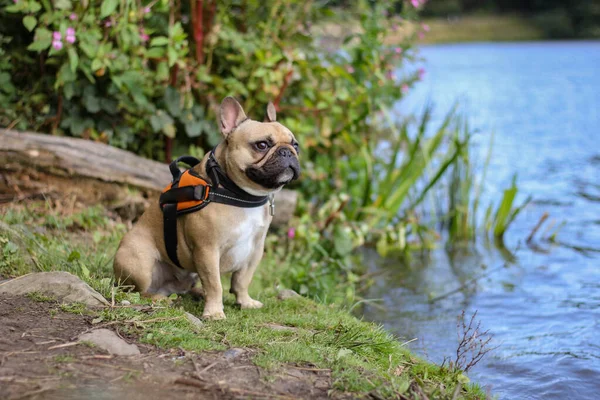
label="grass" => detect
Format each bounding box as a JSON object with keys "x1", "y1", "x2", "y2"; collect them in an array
[{"x1": 0, "y1": 202, "x2": 487, "y2": 399}]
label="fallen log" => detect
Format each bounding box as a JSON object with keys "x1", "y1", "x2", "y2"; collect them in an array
[{"x1": 0, "y1": 129, "x2": 297, "y2": 226}]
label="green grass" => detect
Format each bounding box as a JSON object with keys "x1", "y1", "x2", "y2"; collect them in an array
[{"x1": 0, "y1": 202, "x2": 487, "y2": 398}]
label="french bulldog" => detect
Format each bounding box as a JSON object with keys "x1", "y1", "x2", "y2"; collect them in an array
[{"x1": 113, "y1": 97, "x2": 300, "y2": 320}]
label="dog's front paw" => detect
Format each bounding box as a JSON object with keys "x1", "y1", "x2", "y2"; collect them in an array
[
  {"x1": 202, "y1": 309, "x2": 226, "y2": 320},
  {"x1": 238, "y1": 299, "x2": 264, "y2": 309}
]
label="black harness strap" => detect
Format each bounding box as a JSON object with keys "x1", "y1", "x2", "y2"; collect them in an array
[{"x1": 159, "y1": 151, "x2": 270, "y2": 268}]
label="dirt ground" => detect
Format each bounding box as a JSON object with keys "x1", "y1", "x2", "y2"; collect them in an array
[{"x1": 0, "y1": 295, "x2": 335, "y2": 400}]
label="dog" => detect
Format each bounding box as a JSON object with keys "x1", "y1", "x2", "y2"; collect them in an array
[{"x1": 113, "y1": 97, "x2": 300, "y2": 320}]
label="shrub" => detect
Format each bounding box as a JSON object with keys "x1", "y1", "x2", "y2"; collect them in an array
[{"x1": 0, "y1": 0, "x2": 423, "y2": 161}]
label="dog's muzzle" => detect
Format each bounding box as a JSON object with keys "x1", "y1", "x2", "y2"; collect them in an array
[{"x1": 246, "y1": 145, "x2": 300, "y2": 189}]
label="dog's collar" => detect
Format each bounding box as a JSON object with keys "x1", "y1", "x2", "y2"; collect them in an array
[{"x1": 205, "y1": 149, "x2": 270, "y2": 205}]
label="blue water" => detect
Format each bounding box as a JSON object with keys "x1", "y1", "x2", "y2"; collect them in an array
[{"x1": 363, "y1": 42, "x2": 600, "y2": 399}]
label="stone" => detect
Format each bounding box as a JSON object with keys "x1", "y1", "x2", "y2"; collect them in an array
[
  {"x1": 0, "y1": 272, "x2": 109, "y2": 307},
  {"x1": 184, "y1": 312, "x2": 203, "y2": 331},
  {"x1": 78, "y1": 329, "x2": 140, "y2": 356},
  {"x1": 222, "y1": 348, "x2": 245, "y2": 361},
  {"x1": 277, "y1": 289, "x2": 300, "y2": 300},
  {"x1": 121, "y1": 300, "x2": 131, "y2": 306}
]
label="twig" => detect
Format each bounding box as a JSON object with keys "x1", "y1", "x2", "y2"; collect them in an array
[
  {"x1": 81, "y1": 355, "x2": 114, "y2": 360},
  {"x1": 526, "y1": 212, "x2": 549, "y2": 243},
  {"x1": 197, "y1": 361, "x2": 219, "y2": 375},
  {"x1": 174, "y1": 377, "x2": 208, "y2": 389},
  {"x1": 47, "y1": 342, "x2": 79, "y2": 350}
]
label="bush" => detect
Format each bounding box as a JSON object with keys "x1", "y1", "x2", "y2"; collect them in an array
[{"x1": 0, "y1": 0, "x2": 423, "y2": 161}]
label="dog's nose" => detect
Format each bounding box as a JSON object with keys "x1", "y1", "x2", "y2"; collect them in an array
[{"x1": 277, "y1": 147, "x2": 293, "y2": 157}]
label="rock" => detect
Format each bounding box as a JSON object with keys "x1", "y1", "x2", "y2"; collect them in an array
[
  {"x1": 272, "y1": 190, "x2": 298, "y2": 228},
  {"x1": 184, "y1": 312, "x2": 203, "y2": 331},
  {"x1": 0, "y1": 272, "x2": 109, "y2": 307},
  {"x1": 121, "y1": 300, "x2": 131, "y2": 306},
  {"x1": 78, "y1": 329, "x2": 140, "y2": 356},
  {"x1": 277, "y1": 289, "x2": 300, "y2": 300},
  {"x1": 223, "y1": 348, "x2": 245, "y2": 361}
]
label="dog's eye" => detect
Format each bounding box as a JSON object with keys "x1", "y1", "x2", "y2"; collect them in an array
[
  {"x1": 254, "y1": 141, "x2": 269, "y2": 151},
  {"x1": 292, "y1": 142, "x2": 299, "y2": 153}
]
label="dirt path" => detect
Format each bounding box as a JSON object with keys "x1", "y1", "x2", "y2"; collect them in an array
[{"x1": 0, "y1": 295, "x2": 334, "y2": 400}]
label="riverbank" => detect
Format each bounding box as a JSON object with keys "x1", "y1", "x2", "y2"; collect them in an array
[
  {"x1": 0, "y1": 201, "x2": 485, "y2": 399},
  {"x1": 415, "y1": 15, "x2": 544, "y2": 44},
  {"x1": 316, "y1": 14, "x2": 544, "y2": 46}
]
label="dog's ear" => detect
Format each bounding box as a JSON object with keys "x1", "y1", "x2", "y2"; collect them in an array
[
  {"x1": 264, "y1": 101, "x2": 277, "y2": 122},
  {"x1": 219, "y1": 97, "x2": 247, "y2": 136}
]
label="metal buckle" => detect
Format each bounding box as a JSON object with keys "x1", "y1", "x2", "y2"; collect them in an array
[{"x1": 193, "y1": 185, "x2": 210, "y2": 203}]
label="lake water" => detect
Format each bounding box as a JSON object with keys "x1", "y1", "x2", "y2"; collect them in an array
[{"x1": 362, "y1": 42, "x2": 600, "y2": 399}]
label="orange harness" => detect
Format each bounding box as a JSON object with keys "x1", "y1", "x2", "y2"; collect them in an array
[{"x1": 159, "y1": 154, "x2": 271, "y2": 268}]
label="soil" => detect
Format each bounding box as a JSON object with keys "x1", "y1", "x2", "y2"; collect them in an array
[{"x1": 0, "y1": 295, "x2": 335, "y2": 400}]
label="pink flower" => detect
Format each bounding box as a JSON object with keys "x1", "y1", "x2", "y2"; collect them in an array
[
  {"x1": 418, "y1": 31, "x2": 425, "y2": 40},
  {"x1": 386, "y1": 70, "x2": 395, "y2": 80},
  {"x1": 346, "y1": 66, "x2": 355, "y2": 74},
  {"x1": 65, "y1": 27, "x2": 76, "y2": 44},
  {"x1": 287, "y1": 227, "x2": 296, "y2": 239},
  {"x1": 411, "y1": 0, "x2": 420, "y2": 7},
  {"x1": 144, "y1": 6, "x2": 151, "y2": 13},
  {"x1": 52, "y1": 31, "x2": 61, "y2": 40},
  {"x1": 417, "y1": 67, "x2": 425, "y2": 80},
  {"x1": 69, "y1": 13, "x2": 77, "y2": 21},
  {"x1": 12, "y1": 0, "x2": 18, "y2": 3},
  {"x1": 421, "y1": 23, "x2": 430, "y2": 32},
  {"x1": 394, "y1": 47, "x2": 402, "y2": 54},
  {"x1": 52, "y1": 40, "x2": 63, "y2": 50},
  {"x1": 401, "y1": 84, "x2": 409, "y2": 94},
  {"x1": 105, "y1": 20, "x2": 112, "y2": 27}
]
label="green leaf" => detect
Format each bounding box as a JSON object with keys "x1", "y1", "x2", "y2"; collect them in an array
[
  {"x1": 146, "y1": 47, "x2": 164, "y2": 58},
  {"x1": 54, "y1": 0, "x2": 72, "y2": 10},
  {"x1": 23, "y1": 16, "x2": 37, "y2": 32},
  {"x1": 184, "y1": 121, "x2": 203, "y2": 138},
  {"x1": 68, "y1": 48, "x2": 79, "y2": 73},
  {"x1": 163, "y1": 124, "x2": 176, "y2": 138},
  {"x1": 5, "y1": 4, "x2": 24, "y2": 13},
  {"x1": 29, "y1": 1, "x2": 42, "y2": 12},
  {"x1": 27, "y1": 28, "x2": 52, "y2": 52},
  {"x1": 80, "y1": 42, "x2": 98, "y2": 58},
  {"x1": 67, "y1": 250, "x2": 81, "y2": 262},
  {"x1": 167, "y1": 47, "x2": 177, "y2": 67},
  {"x1": 100, "y1": 0, "x2": 118, "y2": 18},
  {"x1": 164, "y1": 86, "x2": 181, "y2": 117},
  {"x1": 83, "y1": 87, "x2": 101, "y2": 113},
  {"x1": 63, "y1": 83, "x2": 75, "y2": 100},
  {"x1": 150, "y1": 36, "x2": 169, "y2": 47},
  {"x1": 333, "y1": 225, "x2": 354, "y2": 256},
  {"x1": 90, "y1": 59, "x2": 103, "y2": 72}
]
